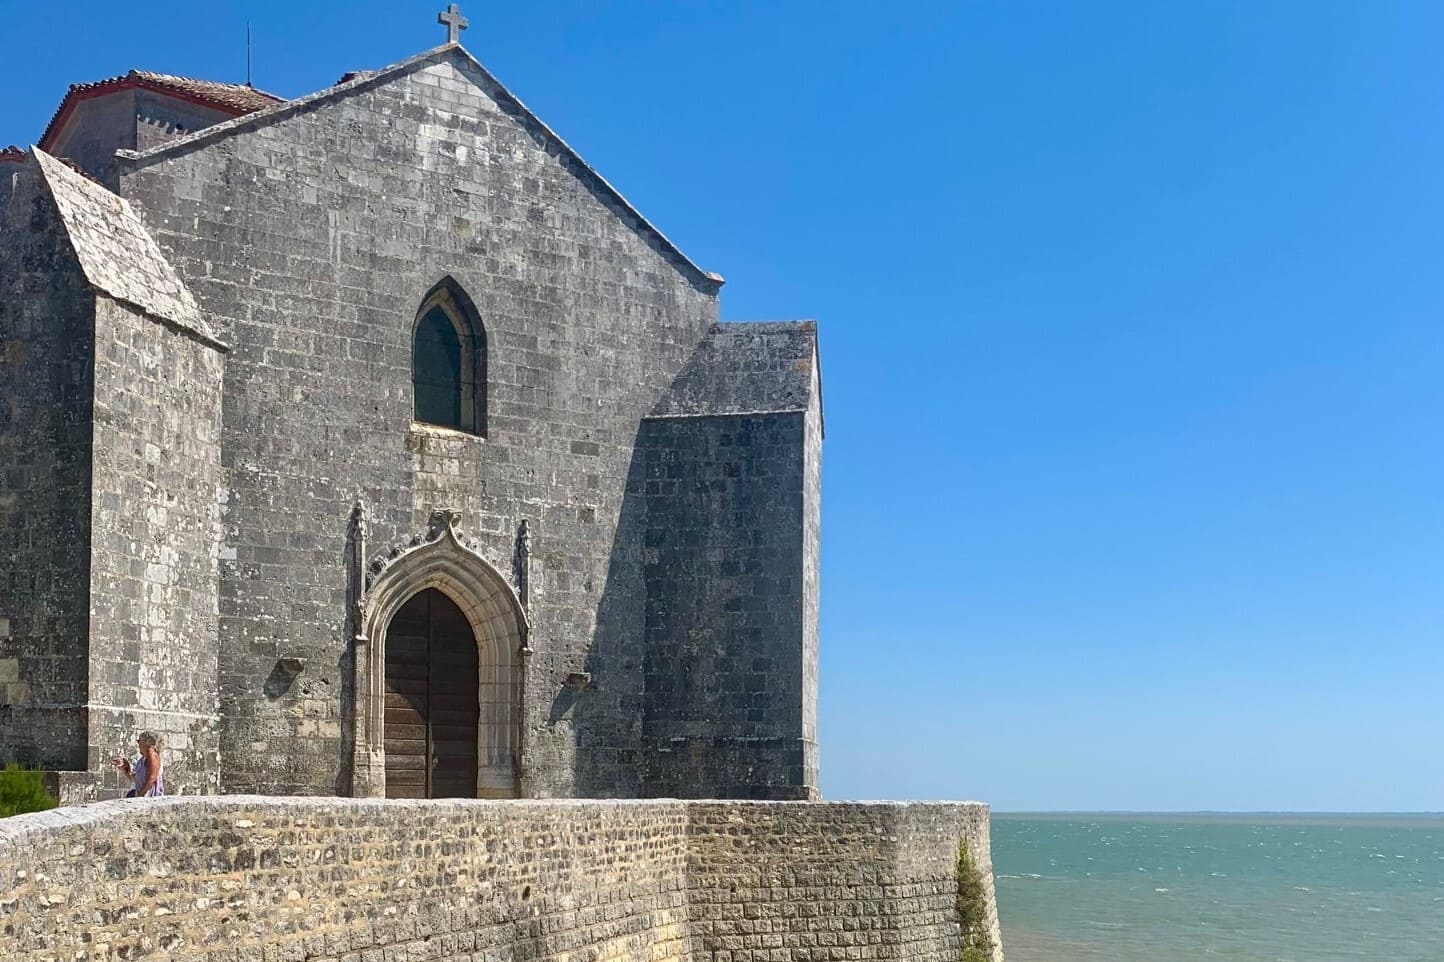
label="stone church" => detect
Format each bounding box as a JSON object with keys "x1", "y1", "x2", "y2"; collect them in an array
[{"x1": 0, "y1": 21, "x2": 821, "y2": 803}]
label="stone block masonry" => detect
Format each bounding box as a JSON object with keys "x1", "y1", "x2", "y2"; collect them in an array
[
  {"x1": 688, "y1": 802, "x2": 1004, "y2": 960},
  {"x1": 5, "y1": 43, "x2": 824, "y2": 804},
  {"x1": 112, "y1": 50, "x2": 724, "y2": 798},
  {"x1": 637, "y1": 413, "x2": 814, "y2": 800},
  {"x1": 0, "y1": 160, "x2": 96, "y2": 773},
  {"x1": 0, "y1": 152, "x2": 226, "y2": 796},
  {"x1": 0, "y1": 797, "x2": 1002, "y2": 962}
]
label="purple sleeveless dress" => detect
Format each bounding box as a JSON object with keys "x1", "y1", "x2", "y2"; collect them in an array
[{"x1": 131, "y1": 755, "x2": 165, "y2": 797}]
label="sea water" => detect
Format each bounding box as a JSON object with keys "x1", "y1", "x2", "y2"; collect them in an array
[{"x1": 992, "y1": 813, "x2": 1444, "y2": 962}]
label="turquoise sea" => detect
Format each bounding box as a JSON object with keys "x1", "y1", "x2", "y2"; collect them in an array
[{"x1": 992, "y1": 813, "x2": 1444, "y2": 962}]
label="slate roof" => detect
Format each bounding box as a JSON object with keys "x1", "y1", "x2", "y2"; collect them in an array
[
  {"x1": 0, "y1": 145, "x2": 25, "y2": 163},
  {"x1": 40, "y1": 70, "x2": 283, "y2": 150},
  {"x1": 650, "y1": 322, "x2": 820, "y2": 420},
  {"x1": 31, "y1": 148, "x2": 222, "y2": 348}
]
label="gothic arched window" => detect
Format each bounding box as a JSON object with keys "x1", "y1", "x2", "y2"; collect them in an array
[{"x1": 412, "y1": 279, "x2": 486, "y2": 435}]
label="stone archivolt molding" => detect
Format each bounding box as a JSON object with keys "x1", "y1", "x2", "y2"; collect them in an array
[{"x1": 352, "y1": 509, "x2": 529, "y2": 798}]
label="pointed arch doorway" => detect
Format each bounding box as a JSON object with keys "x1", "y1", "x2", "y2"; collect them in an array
[
  {"x1": 384, "y1": 588, "x2": 479, "y2": 798},
  {"x1": 352, "y1": 509, "x2": 527, "y2": 800}
]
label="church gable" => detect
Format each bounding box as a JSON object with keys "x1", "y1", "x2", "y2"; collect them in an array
[{"x1": 116, "y1": 45, "x2": 722, "y2": 294}]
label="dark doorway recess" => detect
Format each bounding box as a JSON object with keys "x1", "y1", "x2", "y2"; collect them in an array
[{"x1": 384, "y1": 588, "x2": 480, "y2": 798}]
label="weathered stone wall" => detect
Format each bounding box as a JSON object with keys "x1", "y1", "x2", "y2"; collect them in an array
[
  {"x1": 134, "y1": 92, "x2": 240, "y2": 157},
  {"x1": 116, "y1": 50, "x2": 722, "y2": 797},
  {"x1": 4, "y1": 47, "x2": 825, "y2": 804},
  {"x1": 0, "y1": 156, "x2": 24, "y2": 209},
  {"x1": 801, "y1": 363, "x2": 823, "y2": 791},
  {"x1": 688, "y1": 802, "x2": 1004, "y2": 961},
  {"x1": 85, "y1": 295, "x2": 225, "y2": 795},
  {"x1": 0, "y1": 798, "x2": 1000, "y2": 962},
  {"x1": 44, "y1": 91, "x2": 141, "y2": 190},
  {"x1": 45, "y1": 90, "x2": 237, "y2": 190},
  {"x1": 637, "y1": 412, "x2": 815, "y2": 799},
  {"x1": 0, "y1": 161, "x2": 96, "y2": 771}
]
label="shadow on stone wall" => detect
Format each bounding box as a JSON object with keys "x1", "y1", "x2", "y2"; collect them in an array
[
  {"x1": 571, "y1": 414, "x2": 814, "y2": 800},
  {"x1": 568, "y1": 433, "x2": 650, "y2": 797}
]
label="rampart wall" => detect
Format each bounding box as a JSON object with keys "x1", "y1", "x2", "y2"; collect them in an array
[{"x1": 0, "y1": 797, "x2": 1001, "y2": 962}]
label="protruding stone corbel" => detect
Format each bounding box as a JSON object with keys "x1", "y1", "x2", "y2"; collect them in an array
[{"x1": 429, "y1": 508, "x2": 464, "y2": 541}]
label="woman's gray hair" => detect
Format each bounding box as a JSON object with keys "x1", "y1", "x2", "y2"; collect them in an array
[{"x1": 137, "y1": 731, "x2": 161, "y2": 750}]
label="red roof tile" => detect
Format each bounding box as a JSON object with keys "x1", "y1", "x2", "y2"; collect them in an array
[{"x1": 39, "y1": 70, "x2": 284, "y2": 150}]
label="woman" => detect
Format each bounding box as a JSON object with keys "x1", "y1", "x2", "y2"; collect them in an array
[{"x1": 111, "y1": 731, "x2": 165, "y2": 798}]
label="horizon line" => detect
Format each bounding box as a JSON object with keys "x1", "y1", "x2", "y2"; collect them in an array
[{"x1": 993, "y1": 809, "x2": 1444, "y2": 816}]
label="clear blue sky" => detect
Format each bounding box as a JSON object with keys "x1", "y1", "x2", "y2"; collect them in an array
[{"x1": 5, "y1": 1, "x2": 1443, "y2": 812}]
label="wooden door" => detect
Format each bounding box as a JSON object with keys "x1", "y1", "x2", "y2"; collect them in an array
[
  {"x1": 384, "y1": 589, "x2": 479, "y2": 798},
  {"x1": 383, "y1": 596, "x2": 430, "y2": 797}
]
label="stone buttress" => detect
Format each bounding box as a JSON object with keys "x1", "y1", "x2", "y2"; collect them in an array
[{"x1": 0, "y1": 149, "x2": 226, "y2": 801}]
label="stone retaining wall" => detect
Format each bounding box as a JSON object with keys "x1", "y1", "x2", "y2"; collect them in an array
[
  {"x1": 687, "y1": 802, "x2": 1003, "y2": 960},
  {"x1": 0, "y1": 797, "x2": 1001, "y2": 962}
]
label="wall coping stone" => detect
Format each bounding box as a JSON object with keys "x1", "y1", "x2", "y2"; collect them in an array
[{"x1": 0, "y1": 795, "x2": 991, "y2": 841}]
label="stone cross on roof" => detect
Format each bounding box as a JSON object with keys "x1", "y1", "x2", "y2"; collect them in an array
[{"x1": 438, "y1": 4, "x2": 469, "y2": 45}]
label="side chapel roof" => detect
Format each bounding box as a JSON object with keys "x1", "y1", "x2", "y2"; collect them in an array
[
  {"x1": 39, "y1": 70, "x2": 284, "y2": 151},
  {"x1": 114, "y1": 44, "x2": 724, "y2": 293},
  {"x1": 650, "y1": 321, "x2": 821, "y2": 425},
  {"x1": 29, "y1": 147, "x2": 223, "y2": 348}
]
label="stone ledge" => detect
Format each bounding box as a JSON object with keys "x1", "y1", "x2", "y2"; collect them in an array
[{"x1": 37, "y1": 770, "x2": 96, "y2": 808}]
